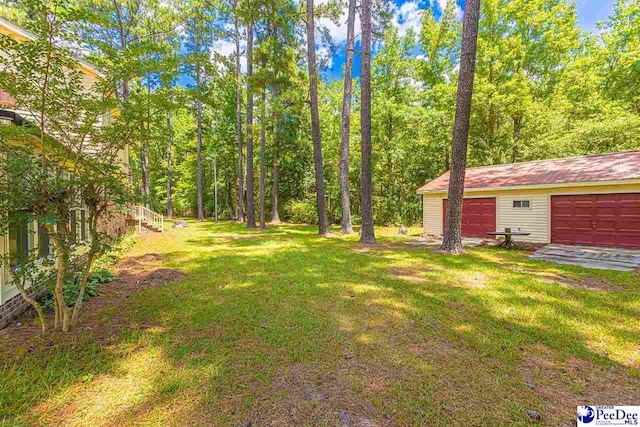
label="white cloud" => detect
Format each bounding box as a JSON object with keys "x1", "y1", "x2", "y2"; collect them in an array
[
  {"x1": 431, "y1": 0, "x2": 463, "y2": 21},
  {"x1": 392, "y1": 1, "x2": 423, "y2": 38},
  {"x1": 210, "y1": 39, "x2": 247, "y2": 72},
  {"x1": 317, "y1": 0, "x2": 425, "y2": 46},
  {"x1": 317, "y1": 7, "x2": 361, "y2": 44}
]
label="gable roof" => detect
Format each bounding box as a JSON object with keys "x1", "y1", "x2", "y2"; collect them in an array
[{"x1": 417, "y1": 151, "x2": 640, "y2": 193}]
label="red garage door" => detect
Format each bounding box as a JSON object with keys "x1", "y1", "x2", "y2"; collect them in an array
[
  {"x1": 443, "y1": 198, "x2": 496, "y2": 238},
  {"x1": 551, "y1": 194, "x2": 640, "y2": 248}
]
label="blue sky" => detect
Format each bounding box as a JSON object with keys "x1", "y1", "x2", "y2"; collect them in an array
[
  {"x1": 320, "y1": 0, "x2": 618, "y2": 80},
  {"x1": 179, "y1": 1, "x2": 618, "y2": 86}
]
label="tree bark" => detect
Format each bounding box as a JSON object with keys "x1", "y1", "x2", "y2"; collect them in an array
[
  {"x1": 441, "y1": 0, "x2": 481, "y2": 254},
  {"x1": 140, "y1": 145, "x2": 149, "y2": 207},
  {"x1": 272, "y1": 162, "x2": 281, "y2": 223},
  {"x1": 45, "y1": 223, "x2": 71, "y2": 331},
  {"x1": 71, "y1": 215, "x2": 97, "y2": 327},
  {"x1": 339, "y1": 0, "x2": 356, "y2": 235},
  {"x1": 141, "y1": 80, "x2": 151, "y2": 208},
  {"x1": 195, "y1": 27, "x2": 205, "y2": 221},
  {"x1": 235, "y1": 18, "x2": 245, "y2": 223},
  {"x1": 306, "y1": 0, "x2": 330, "y2": 236},
  {"x1": 12, "y1": 276, "x2": 47, "y2": 333},
  {"x1": 272, "y1": 87, "x2": 281, "y2": 224},
  {"x1": 166, "y1": 111, "x2": 173, "y2": 219},
  {"x1": 246, "y1": 22, "x2": 256, "y2": 228},
  {"x1": 360, "y1": 0, "x2": 375, "y2": 244},
  {"x1": 259, "y1": 91, "x2": 267, "y2": 229}
]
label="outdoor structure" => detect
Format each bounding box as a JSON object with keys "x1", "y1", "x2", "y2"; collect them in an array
[
  {"x1": 0, "y1": 17, "x2": 132, "y2": 328},
  {"x1": 417, "y1": 151, "x2": 640, "y2": 248}
]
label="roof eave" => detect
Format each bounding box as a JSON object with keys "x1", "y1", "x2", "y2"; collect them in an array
[{"x1": 417, "y1": 178, "x2": 640, "y2": 195}]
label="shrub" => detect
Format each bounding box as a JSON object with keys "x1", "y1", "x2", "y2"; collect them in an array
[
  {"x1": 89, "y1": 268, "x2": 117, "y2": 285},
  {"x1": 93, "y1": 233, "x2": 137, "y2": 270},
  {"x1": 285, "y1": 200, "x2": 318, "y2": 224},
  {"x1": 42, "y1": 268, "x2": 116, "y2": 310}
]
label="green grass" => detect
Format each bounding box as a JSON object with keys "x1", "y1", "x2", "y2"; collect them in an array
[{"x1": 1, "y1": 221, "x2": 639, "y2": 426}]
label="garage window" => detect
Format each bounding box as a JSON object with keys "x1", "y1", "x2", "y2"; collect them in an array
[{"x1": 513, "y1": 200, "x2": 531, "y2": 208}]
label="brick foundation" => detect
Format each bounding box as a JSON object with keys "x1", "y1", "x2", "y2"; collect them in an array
[
  {"x1": 98, "y1": 209, "x2": 136, "y2": 237},
  {"x1": 0, "y1": 280, "x2": 48, "y2": 329}
]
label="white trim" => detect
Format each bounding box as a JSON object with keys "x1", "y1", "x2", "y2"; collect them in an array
[{"x1": 417, "y1": 179, "x2": 640, "y2": 195}]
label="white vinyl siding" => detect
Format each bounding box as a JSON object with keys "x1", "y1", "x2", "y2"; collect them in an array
[
  {"x1": 497, "y1": 194, "x2": 549, "y2": 243},
  {"x1": 423, "y1": 195, "x2": 443, "y2": 236}
]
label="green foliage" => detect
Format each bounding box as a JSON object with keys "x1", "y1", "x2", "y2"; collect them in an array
[
  {"x1": 88, "y1": 268, "x2": 117, "y2": 285},
  {"x1": 4, "y1": 0, "x2": 638, "y2": 235},
  {"x1": 285, "y1": 199, "x2": 318, "y2": 224},
  {"x1": 42, "y1": 268, "x2": 115, "y2": 310},
  {"x1": 94, "y1": 233, "x2": 138, "y2": 270}
]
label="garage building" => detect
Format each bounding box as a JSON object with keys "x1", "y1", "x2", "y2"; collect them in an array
[{"x1": 417, "y1": 151, "x2": 640, "y2": 248}]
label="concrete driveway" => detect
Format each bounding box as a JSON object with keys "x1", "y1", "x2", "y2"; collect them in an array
[{"x1": 529, "y1": 244, "x2": 640, "y2": 271}]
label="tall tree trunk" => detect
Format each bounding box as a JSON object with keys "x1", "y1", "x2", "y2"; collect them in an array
[
  {"x1": 511, "y1": 114, "x2": 522, "y2": 163},
  {"x1": 272, "y1": 162, "x2": 280, "y2": 223},
  {"x1": 196, "y1": 62, "x2": 204, "y2": 221},
  {"x1": 141, "y1": 79, "x2": 151, "y2": 208},
  {"x1": 113, "y1": 0, "x2": 135, "y2": 186},
  {"x1": 246, "y1": 22, "x2": 256, "y2": 228},
  {"x1": 259, "y1": 91, "x2": 267, "y2": 229},
  {"x1": 441, "y1": 0, "x2": 482, "y2": 254},
  {"x1": 359, "y1": 0, "x2": 375, "y2": 244},
  {"x1": 306, "y1": 0, "x2": 330, "y2": 236},
  {"x1": 166, "y1": 111, "x2": 173, "y2": 219},
  {"x1": 235, "y1": 18, "x2": 245, "y2": 223},
  {"x1": 272, "y1": 87, "x2": 281, "y2": 224},
  {"x1": 339, "y1": 0, "x2": 356, "y2": 235},
  {"x1": 140, "y1": 145, "x2": 149, "y2": 207}
]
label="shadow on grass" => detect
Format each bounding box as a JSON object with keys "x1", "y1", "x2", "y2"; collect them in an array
[{"x1": 2, "y1": 220, "x2": 639, "y2": 425}]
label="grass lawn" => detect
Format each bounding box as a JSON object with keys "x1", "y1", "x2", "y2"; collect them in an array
[{"x1": 1, "y1": 221, "x2": 639, "y2": 426}]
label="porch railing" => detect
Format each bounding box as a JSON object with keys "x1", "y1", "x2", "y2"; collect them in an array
[{"x1": 130, "y1": 206, "x2": 164, "y2": 233}]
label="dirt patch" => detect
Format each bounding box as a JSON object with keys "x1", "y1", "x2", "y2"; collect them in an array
[
  {"x1": 513, "y1": 268, "x2": 625, "y2": 292},
  {"x1": 520, "y1": 346, "x2": 640, "y2": 425},
  {"x1": 117, "y1": 253, "x2": 165, "y2": 271},
  {"x1": 458, "y1": 272, "x2": 488, "y2": 289},
  {"x1": 0, "y1": 250, "x2": 184, "y2": 353},
  {"x1": 244, "y1": 362, "x2": 396, "y2": 426},
  {"x1": 221, "y1": 234, "x2": 263, "y2": 241},
  {"x1": 387, "y1": 267, "x2": 430, "y2": 284},
  {"x1": 351, "y1": 242, "x2": 400, "y2": 258}
]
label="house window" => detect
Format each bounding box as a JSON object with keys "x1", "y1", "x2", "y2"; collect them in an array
[
  {"x1": 8, "y1": 217, "x2": 32, "y2": 264},
  {"x1": 80, "y1": 210, "x2": 87, "y2": 241},
  {"x1": 513, "y1": 200, "x2": 531, "y2": 208},
  {"x1": 38, "y1": 222, "x2": 51, "y2": 258},
  {"x1": 70, "y1": 210, "x2": 77, "y2": 244}
]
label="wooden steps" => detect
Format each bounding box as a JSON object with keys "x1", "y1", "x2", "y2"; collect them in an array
[
  {"x1": 529, "y1": 244, "x2": 640, "y2": 271},
  {"x1": 130, "y1": 206, "x2": 164, "y2": 233}
]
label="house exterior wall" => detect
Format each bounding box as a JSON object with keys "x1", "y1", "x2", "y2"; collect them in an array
[
  {"x1": 421, "y1": 181, "x2": 640, "y2": 243},
  {"x1": 423, "y1": 196, "x2": 442, "y2": 236},
  {"x1": 497, "y1": 193, "x2": 549, "y2": 243}
]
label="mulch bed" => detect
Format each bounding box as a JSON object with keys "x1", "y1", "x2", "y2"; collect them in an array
[{"x1": 0, "y1": 239, "x2": 185, "y2": 353}]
